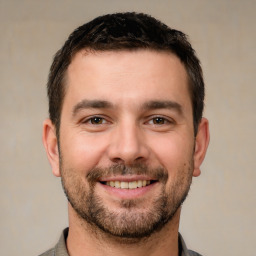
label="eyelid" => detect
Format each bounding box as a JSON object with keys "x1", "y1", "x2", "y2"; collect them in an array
[
  {"x1": 145, "y1": 115, "x2": 175, "y2": 125},
  {"x1": 79, "y1": 114, "x2": 175, "y2": 126},
  {"x1": 81, "y1": 115, "x2": 110, "y2": 125}
]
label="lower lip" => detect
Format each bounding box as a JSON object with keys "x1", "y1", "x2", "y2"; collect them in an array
[{"x1": 98, "y1": 182, "x2": 158, "y2": 200}]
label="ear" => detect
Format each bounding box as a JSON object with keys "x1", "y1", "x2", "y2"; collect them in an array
[
  {"x1": 42, "y1": 119, "x2": 61, "y2": 177},
  {"x1": 193, "y1": 117, "x2": 210, "y2": 177}
]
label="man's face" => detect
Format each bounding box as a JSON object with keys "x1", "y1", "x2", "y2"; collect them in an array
[{"x1": 56, "y1": 50, "x2": 199, "y2": 238}]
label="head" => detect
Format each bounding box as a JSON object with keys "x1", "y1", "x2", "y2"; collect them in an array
[
  {"x1": 43, "y1": 12, "x2": 209, "y2": 241},
  {"x1": 47, "y1": 12, "x2": 204, "y2": 138}
]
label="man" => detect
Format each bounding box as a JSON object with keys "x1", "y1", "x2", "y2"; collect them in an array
[{"x1": 41, "y1": 12, "x2": 209, "y2": 256}]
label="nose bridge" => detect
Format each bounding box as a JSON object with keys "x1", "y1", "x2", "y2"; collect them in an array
[{"x1": 108, "y1": 117, "x2": 148, "y2": 164}]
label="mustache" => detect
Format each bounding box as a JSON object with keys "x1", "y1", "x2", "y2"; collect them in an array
[{"x1": 86, "y1": 163, "x2": 168, "y2": 184}]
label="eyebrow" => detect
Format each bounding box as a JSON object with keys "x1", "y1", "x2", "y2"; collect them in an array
[
  {"x1": 72, "y1": 99, "x2": 114, "y2": 116},
  {"x1": 72, "y1": 99, "x2": 183, "y2": 116},
  {"x1": 142, "y1": 100, "x2": 183, "y2": 114}
]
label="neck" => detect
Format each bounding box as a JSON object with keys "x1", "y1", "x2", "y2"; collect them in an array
[{"x1": 66, "y1": 204, "x2": 181, "y2": 256}]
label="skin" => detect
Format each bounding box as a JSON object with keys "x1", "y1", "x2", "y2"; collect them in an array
[{"x1": 43, "y1": 49, "x2": 209, "y2": 256}]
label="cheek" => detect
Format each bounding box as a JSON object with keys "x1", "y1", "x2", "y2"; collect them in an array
[
  {"x1": 60, "y1": 132, "x2": 109, "y2": 172},
  {"x1": 148, "y1": 133, "x2": 194, "y2": 174}
]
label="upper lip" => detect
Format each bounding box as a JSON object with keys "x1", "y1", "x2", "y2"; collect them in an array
[{"x1": 98, "y1": 175, "x2": 157, "y2": 182}]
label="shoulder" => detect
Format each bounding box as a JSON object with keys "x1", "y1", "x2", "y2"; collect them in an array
[
  {"x1": 38, "y1": 228, "x2": 69, "y2": 256},
  {"x1": 38, "y1": 247, "x2": 54, "y2": 256},
  {"x1": 188, "y1": 249, "x2": 203, "y2": 256},
  {"x1": 179, "y1": 233, "x2": 204, "y2": 256}
]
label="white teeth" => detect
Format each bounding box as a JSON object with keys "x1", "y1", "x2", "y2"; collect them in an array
[
  {"x1": 105, "y1": 180, "x2": 150, "y2": 189},
  {"x1": 121, "y1": 181, "x2": 129, "y2": 189},
  {"x1": 114, "y1": 181, "x2": 120, "y2": 188},
  {"x1": 129, "y1": 181, "x2": 137, "y2": 189}
]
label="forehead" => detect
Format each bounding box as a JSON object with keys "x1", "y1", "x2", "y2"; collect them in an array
[{"x1": 64, "y1": 49, "x2": 191, "y2": 112}]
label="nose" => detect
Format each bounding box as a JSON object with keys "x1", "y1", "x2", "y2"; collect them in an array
[{"x1": 107, "y1": 121, "x2": 150, "y2": 165}]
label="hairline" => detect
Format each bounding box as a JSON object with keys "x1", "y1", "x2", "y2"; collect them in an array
[{"x1": 56, "y1": 47, "x2": 195, "y2": 138}]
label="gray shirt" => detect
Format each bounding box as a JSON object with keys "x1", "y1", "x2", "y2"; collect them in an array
[{"x1": 39, "y1": 228, "x2": 202, "y2": 256}]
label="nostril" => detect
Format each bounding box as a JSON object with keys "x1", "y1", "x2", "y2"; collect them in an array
[
  {"x1": 112, "y1": 158, "x2": 125, "y2": 165},
  {"x1": 111, "y1": 156, "x2": 146, "y2": 166},
  {"x1": 135, "y1": 156, "x2": 144, "y2": 161}
]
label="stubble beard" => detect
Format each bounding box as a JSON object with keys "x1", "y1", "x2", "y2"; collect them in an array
[{"x1": 60, "y1": 160, "x2": 193, "y2": 241}]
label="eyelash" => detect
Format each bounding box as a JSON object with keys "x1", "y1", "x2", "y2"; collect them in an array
[
  {"x1": 82, "y1": 115, "x2": 174, "y2": 126},
  {"x1": 82, "y1": 116, "x2": 109, "y2": 125},
  {"x1": 147, "y1": 116, "x2": 173, "y2": 125}
]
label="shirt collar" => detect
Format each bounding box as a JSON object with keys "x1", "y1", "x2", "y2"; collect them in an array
[
  {"x1": 179, "y1": 233, "x2": 191, "y2": 256},
  {"x1": 54, "y1": 228, "x2": 194, "y2": 256}
]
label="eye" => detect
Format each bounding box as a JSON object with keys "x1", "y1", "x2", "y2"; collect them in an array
[
  {"x1": 84, "y1": 116, "x2": 107, "y2": 125},
  {"x1": 152, "y1": 117, "x2": 167, "y2": 125},
  {"x1": 148, "y1": 116, "x2": 171, "y2": 125}
]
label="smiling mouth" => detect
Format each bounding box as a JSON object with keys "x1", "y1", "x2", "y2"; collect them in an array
[{"x1": 100, "y1": 180, "x2": 157, "y2": 189}]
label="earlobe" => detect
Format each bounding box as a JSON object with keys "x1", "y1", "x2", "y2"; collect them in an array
[
  {"x1": 42, "y1": 119, "x2": 61, "y2": 177},
  {"x1": 193, "y1": 118, "x2": 210, "y2": 177}
]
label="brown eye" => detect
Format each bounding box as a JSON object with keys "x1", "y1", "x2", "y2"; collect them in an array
[
  {"x1": 152, "y1": 117, "x2": 166, "y2": 125},
  {"x1": 89, "y1": 117, "x2": 104, "y2": 124}
]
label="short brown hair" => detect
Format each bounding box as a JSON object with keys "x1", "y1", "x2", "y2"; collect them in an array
[{"x1": 47, "y1": 12, "x2": 204, "y2": 136}]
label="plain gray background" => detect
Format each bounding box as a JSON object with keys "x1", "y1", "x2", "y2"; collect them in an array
[{"x1": 1, "y1": 0, "x2": 255, "y2": 255}]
